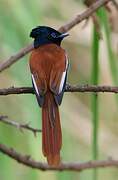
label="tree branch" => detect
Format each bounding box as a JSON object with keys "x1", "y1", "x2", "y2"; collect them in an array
[
  {"x1": 0, "y1": 143, "x2": 118, "y2": 171},
  {"x1": 0, "y1": 116, "x2": 41, "y2": 136},
  {"x1": 0, "y1": 0, "x2": 111, "y2": 73},
  {"x1": 0, "y1": 84, "x2": 118, "y2": 96}
]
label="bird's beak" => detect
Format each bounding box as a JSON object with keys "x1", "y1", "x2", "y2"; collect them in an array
[{"x1": 58, "y1": 32, "x2": 69, "y2": 39}]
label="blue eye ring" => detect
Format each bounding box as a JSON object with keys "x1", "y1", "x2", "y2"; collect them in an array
[{"x1": 51, "y1": 32, "x2": 57, "y2": 38}]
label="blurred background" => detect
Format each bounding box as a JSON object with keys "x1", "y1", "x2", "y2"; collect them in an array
[{"x1": 0, "y1": 0, "x2": 118, "y2": 180}]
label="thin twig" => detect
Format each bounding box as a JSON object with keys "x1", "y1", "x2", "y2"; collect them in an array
[
  {"x1": 0, "y1": 143, "x2": 118, "y2": 171},
  {"x1": 112, "y1": 0, "x2": 118, "y2": 10},
  {"x1": 0, "y1": 84, "x2": 118, "y2": 96},
  {"x1": 0, "y1": 116, "x2": 41, "y2": 136},
  {"x1": 0, "y1": 0, "x2": 111, "y2": 72}
]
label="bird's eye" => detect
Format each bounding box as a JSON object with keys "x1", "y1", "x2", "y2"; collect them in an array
[{"x1": 50, "y1": 32, "x2": 57, "y2": 38}]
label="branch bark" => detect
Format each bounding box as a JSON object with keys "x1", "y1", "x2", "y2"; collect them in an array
[
  {"x1": 0, "y1": 0, "x2": 111, "y2": 72},
  {"x1": 0, "y1": 84, "x2": 118, "y2": 96},
  {"x1": 0, "y1": 143, "x2": 118, "y2": 171}
]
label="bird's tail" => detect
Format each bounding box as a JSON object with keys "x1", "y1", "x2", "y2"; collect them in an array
[{"x1": 42, "y1": 91, "x2": 62, "y2": 166}]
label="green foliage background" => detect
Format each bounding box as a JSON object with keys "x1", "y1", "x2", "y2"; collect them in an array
[{"x1": 0, "y1": 0, "x2": 118, "y2": 180}]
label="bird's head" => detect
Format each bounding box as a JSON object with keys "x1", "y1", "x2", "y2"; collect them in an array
[{"x1": 30, "y1": 26, "x2": 69, "y2": 48}]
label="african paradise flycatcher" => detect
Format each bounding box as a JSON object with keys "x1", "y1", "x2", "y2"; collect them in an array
[{"x1": 29, "y1": 26, "x2": 69, "y2": 166}]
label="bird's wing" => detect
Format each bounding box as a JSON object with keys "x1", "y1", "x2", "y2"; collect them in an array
[
  {"x1": 50, "y1": 54, "x2": 69, "y2": 105},
  {"x1": 30, "y1": 66, "x2": 47, "y2": 107}
]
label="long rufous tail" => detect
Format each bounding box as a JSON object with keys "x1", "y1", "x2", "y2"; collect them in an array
[{"x1": 42, "y1": 92, "x2": 62, "y2": 166}]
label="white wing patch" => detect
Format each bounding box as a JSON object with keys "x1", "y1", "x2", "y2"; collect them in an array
[
  {"x1": 59, "y1": 55, "x2": 68, "y2": 94},
  {"x1": 59, "y1": 71, "x2": 66, "y2": 94},
  {"x1": 31, "y1": 74, "x2": 39, "y2": 95}
]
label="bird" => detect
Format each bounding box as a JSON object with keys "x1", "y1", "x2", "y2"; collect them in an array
[{"x1": 29, "y1": 26, "x2": 69, "y2": 166}]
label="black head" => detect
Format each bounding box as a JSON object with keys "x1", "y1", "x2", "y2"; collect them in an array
[{"x1": 30, "y1": 26, "x2": 69, "y2": 48}]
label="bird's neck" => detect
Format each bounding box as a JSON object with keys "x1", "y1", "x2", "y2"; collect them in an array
[{"x1": 34, "y1": 37, "x2": 61, "y2": 48}]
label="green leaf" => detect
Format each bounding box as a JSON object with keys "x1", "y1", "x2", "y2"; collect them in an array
[{"x1": 91, "y1": 25, "x2": 100, "y2": 180}]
